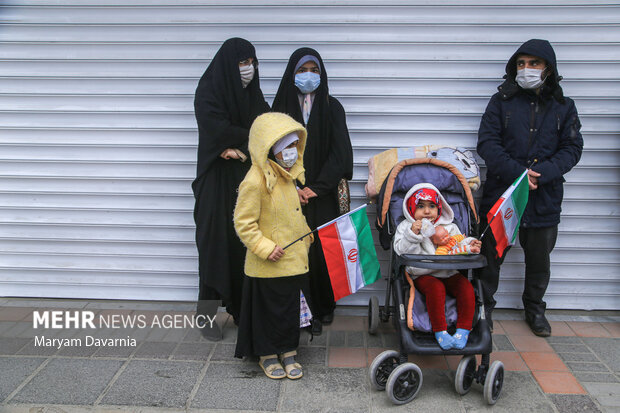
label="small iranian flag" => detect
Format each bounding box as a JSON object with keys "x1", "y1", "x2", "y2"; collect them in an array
[
  {"x1": 487, "y1": 169, "x2": 530, "y2": 258},
  {"x1": 317, "y1": 204, "x2": 381, "y2": 301}
]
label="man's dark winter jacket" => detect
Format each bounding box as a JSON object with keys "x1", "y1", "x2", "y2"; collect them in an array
[{"x1": 477, "y1": 39, "x2": 583, "y2": 228}]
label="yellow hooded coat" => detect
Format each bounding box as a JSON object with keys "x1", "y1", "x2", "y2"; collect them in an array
[{"x1": 234, "y1": 112, "x2": 313, "y2": 278}]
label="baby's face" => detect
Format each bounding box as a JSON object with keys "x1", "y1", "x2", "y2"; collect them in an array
[
  {"x1": 413, "y1": 200, "x2": 439, "y2": 221},
  {"x1": 430, "y1": 226, "x2": 450, "y2": 245}
]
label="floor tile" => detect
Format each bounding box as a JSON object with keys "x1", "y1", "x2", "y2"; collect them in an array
[
  {"x1": 366, "y1": 347, "x2": 391, "y2": 367},
  {"x1": 324, "y1": 315, "x2": 366, "y2": 332},
  {"x1": 601, "y1": 322, "x2": 620, "y2": 338},
  {"x1": 12, "y1": 358, "x2": 124, "y2": 404},
  {"x1": 568, "y1": 322, "x2": 613, "y2": 338},
  {"x1": 500, "y1": 319, "x2": 533, "y2": 336},
  {"x1": 280, "y1": 366, "x2": 369, "y2": 413},
  {"x1": 485, "y1": 351, "x2": 529, "y2": 372},
  {"x1": 548, "y1": 394, "x2": 603, "y2": 413},
  {"x1": 567, "y1": 362, "x2": 611, "y2": 372},
  {"x1": 102, "y1": 359, "x2": 202, "y2": 408},
  {"x1": 549, "y1": 321, "x2": 576, "y2": 336},
  {"x1": 133, "y1": 341, "x2": 176, "y2": 359},
  {"x1": 493, "y1": 334, "x2": 516, "y2": 351},
  {"x1": 581, "y1": 338, "x2": 620, "y2": 372},
  {"x1": 573, "y1": 371, "x2": 620, "y2": 383},
  {"x1": 0, "y1": 307, "x2": 32, "y2": 322},
  {"x1": 407, "y1": 354, "x2": 447, "y2": 370},
  {"x1": 192, "y1": 362, "x2": 280, "y2": 411},
  {"x1": 0, "y1": 357, "x2": 45, "y2": 401},
  {"x1": 521, "y1": 352, "x2": 569, "y2": 371},
  {"x1": 510, "y1": 335, "x2": 554, "y2": 352},
  {"x1": 328, "y1": 347, "x2": 366, "y2": 368},
  {"x1": 532, "y1": 371, "x2": 586, "y2": 394}
]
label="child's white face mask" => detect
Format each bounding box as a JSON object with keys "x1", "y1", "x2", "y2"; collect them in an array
[{"x1": 276, "y1": 148, "x2": 298, "y2": 168}]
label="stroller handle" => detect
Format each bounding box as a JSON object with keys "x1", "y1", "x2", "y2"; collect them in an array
[{"x1": 395, "y1": 253, "x2": 487, "y2": 270}]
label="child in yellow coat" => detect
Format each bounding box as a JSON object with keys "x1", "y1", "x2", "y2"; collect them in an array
[{"x1": 234, "y1": 112, "x2": 313, "y2": 380}]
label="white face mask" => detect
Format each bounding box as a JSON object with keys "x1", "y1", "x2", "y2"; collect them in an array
[
  {"x1": 516, "y1": 68, "x2": 546, "y2": 90},
  {"x1": 239, "y1": 64, "x2": 255, "y2": 88},
  {"x1": 276, "y1": 147, "x2": 298, "y2": 168}
]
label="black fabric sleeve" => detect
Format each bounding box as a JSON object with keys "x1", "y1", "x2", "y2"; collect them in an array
[
  {"x1": 532, "y1": 99, "x2": 583, "y2": 184},
  {"x1": 306, "y1": 99, "x2": 354, "y2": 196},
  {"x1": 477, "y1": 94, "x2": 525, "y2": 184}
]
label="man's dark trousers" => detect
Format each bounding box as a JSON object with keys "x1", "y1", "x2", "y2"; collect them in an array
[{"x1": 477, "y1": 215, "x2": 558, "y2": 317}]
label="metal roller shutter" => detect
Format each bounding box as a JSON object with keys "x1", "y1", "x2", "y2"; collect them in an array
[{"x1": 1, "y1": 1, "x2": 618, "y2": 309}]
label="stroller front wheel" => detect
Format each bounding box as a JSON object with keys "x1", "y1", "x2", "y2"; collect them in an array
[
  {"x1": 455, "y1": 355, "x2": 477, "y2": 395},
  {"x1": 368, "y1": 349, "x2": 399, "y2": 391},
  {"x1": 386, "y1": 362, "x2": 423, "y2": 405},
  {"x1": 483, "y1": 360, "x2": 504, "y2": 405}
]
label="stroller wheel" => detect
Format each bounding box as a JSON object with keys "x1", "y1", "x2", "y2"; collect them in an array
[
  {"x1": 368, "y1": 296, "x2": 380, "y2": 335},
  {"x1": 483, "y1": 360, "x2": 504, "y2": 405},
  {"x1": 368, "y1": 350, "x2": 399, "y2": 391},
  {"x1": 386, "y1": 362, "x2": 423, "y2": 405},
  {"x1": 455, "y1": 355, "x2": 477, "y2": 395}
]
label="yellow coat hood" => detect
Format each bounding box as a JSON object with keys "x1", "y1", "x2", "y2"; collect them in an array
[{"x1": 248, "y1": 112, "x2": 307, "y2": 192}]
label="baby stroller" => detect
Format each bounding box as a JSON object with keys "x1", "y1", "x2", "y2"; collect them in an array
[{"x1": 367, "y1": 157, "x2": 504, "y2": 405}]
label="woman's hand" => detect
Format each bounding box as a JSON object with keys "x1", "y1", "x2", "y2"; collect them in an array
[
  {"x1": 220, "y1": 149, "x2": 241, "y2": 160},
  {"x1": 527, "y1": 169, "x2": 541, "y2": 190},
  {"x1": 302, "y1": 187, "x2": 317, "y2": 199},
  {"x1": 268, "y1": 246, "x2": 285, "y2": 262},
  {"x1": 297, "y1": 188, "x2": 308, "y2": 206}
]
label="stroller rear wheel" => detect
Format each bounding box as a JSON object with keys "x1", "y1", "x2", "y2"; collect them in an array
[
  {"x1": 368, "y1": 350, "x2": 399, "y2": 391},
  {"x1": 368, "y1": 296, "x2": 380, "y2": 335},
  {"x1": 483, "y1": 360, "x2": 504, "y2": 405},
  {"x1": 455, "y1": 355, "x2": 477, "y2": 395},
  {"x1": 386, "y1": 362, "x2": 423, "y2": 405}
]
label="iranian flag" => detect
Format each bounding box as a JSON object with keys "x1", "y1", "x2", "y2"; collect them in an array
[
  {"x1": 317, "y1": 204, "x2": 381, "y2": 301},
  {"x1": 487, "y1": 169, "x2": 530, "y2": 258}
]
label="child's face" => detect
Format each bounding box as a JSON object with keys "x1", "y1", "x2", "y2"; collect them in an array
[{"x1": 414, "y1": 200, "x2": 439, "y2": 221}]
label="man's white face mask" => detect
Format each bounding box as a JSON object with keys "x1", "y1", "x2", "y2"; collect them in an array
[{"x1": 516, "y1": 68, "x2": 546, "y2": 90}]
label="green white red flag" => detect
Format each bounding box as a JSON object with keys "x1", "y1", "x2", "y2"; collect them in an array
[
  {"x1": 317, "y1": 204, "x2": 381, "y2": 301},
  {"x1": 487, "y1": 169, "x2": 530, "y2": 258}
]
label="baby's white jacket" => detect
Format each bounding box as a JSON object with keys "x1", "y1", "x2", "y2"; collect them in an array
[
  {"x1": 392, "y1": 182, "x2": 463, "y2": 280},
  {"x1": 393, "y1": 220, "x2": 462, "y2": 279}
]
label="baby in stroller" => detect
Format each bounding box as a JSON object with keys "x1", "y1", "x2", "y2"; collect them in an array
[{"x1": 393, "y1": 183, "x2": 481, "y2": 350}]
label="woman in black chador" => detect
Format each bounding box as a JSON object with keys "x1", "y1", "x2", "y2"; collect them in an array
[
  {"x1": 193, "y1": 38, "x2": 269, "y2": 337},
  {"x1": 272, "y1": 48, "x2": 353, "y2": 334}
]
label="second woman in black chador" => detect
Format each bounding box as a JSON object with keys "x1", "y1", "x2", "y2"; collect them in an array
[
  {"x1": 272, "y1": 48, "x2": 353, "y2": 334},
  {"x1": 192, "y1": 38, "x2": 269, "y2": 335}
]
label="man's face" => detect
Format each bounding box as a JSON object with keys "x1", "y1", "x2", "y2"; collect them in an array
[{"x1": 516, "y1": 54, "x2": 546, "y2": 71}]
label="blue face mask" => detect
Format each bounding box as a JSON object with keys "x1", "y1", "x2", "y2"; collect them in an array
[{"x1": 294, "y1": 72, "x2": 320, "y2": 94}]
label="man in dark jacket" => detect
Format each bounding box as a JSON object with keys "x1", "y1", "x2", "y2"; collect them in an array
[{"x1": 475, "y1": 39, "x2": 583, "y2": 336}]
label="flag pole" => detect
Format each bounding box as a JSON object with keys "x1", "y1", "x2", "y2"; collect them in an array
[
  {"x1": 282, "y1": 204, "x2": 368, "y2": 250},
  {"x1": 479, "y1": 159, "x2": 537, "y2": 240}
]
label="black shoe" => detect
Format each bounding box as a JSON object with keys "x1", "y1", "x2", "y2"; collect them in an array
[
  {"x1": 311, "y1": 319, "x2": 323, "y2": 336},
  {"x1": 198, "y1": 317, "x2": 223, "y2": 342},
  {"x1": 525, "y1": 313, "x2": 551, "y2": 337},
  {"x1": 320, "y1": 313, "x2": 334, "y2": 325}
]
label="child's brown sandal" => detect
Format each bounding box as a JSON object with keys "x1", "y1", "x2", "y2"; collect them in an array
[
  {"x1": 279, "y1": 350, "x2": 303, "y2": 379},
  {"x1": 259, "y1": 355, "x2": 286, "y2": 380}
]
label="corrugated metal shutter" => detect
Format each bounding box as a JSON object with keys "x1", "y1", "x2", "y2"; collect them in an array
[{"x1": 1, "y1": 1, "x2": 618, "y2": 309}]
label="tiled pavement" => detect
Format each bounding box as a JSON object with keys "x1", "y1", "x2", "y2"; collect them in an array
[{"x1": 0, "y1": 299, "x2": 618, "y2": 413}]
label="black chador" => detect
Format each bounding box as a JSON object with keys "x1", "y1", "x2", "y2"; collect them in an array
[
  {"x1": 192, "y1": 38, "x2": 269, "y2": 323},
  {"x1": 272, "y1": 48, "x2": 353, "y2": 323}
]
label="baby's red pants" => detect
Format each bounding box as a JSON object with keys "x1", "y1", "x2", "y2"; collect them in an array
[{"x1": 414, "y1": 273, "x2": 475, "y2": 332}]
